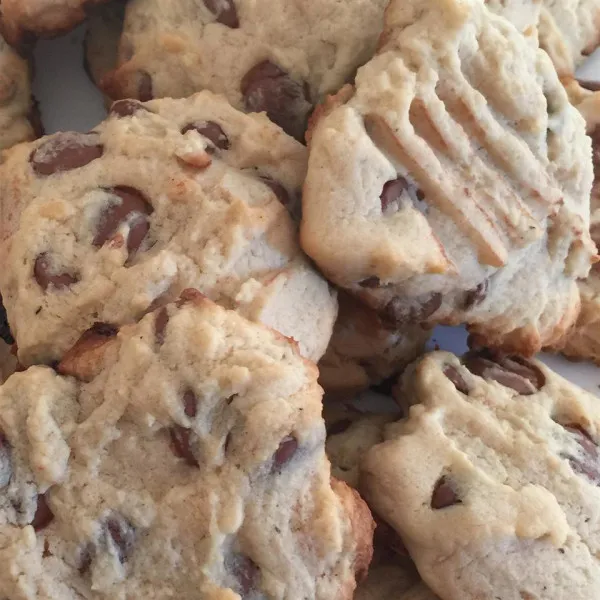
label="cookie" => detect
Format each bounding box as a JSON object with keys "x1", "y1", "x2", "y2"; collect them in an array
[
  {"x1": 538, "y1": 0, "x2": 600, "y2": 76},
  {"x1": 361, "y1": 350, "x2": 600, "y2": 600},
  {"x1": 84, "y1": 0, "x2": 125, "y2": 104},
  {"x1": 0, "y1": 91, "x2": 337, "y2": 367},
  {"x1": 101, "y1": 0, "x2": 389, "y2": 140},
  {"x1": 0, "y1": 33, "x2": 39, "y2": 154},
  {"x1": 318, "y1": 292, "x2": 429, "y2": 399},
  {"x1": 0, "y1": 0, "x2": 110, "y2": 47},
  {"x1": 0, "y1": 293, "x2": 374, "y2": 599},
  {"x1": 300, "y1": 0, "x2": 595, "y2": 356}
]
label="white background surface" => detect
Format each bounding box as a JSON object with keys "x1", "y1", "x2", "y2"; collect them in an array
[{"x1": 30, "y1": 27, "x2": 600, "y2": 397}]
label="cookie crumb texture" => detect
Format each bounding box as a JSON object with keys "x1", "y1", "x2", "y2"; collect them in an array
[
  {"x1": 362, "y1": 350, "x2": 600, "y2": 600},
  {"x1": 0, "y1": 298, "x2": 372, "y2": 599},
  {"x1": 102, "y1": 0, "x2": 389, "y2": 139},
  {"x1": 301, "y1": 0, "x2": 595, "y2": 355},
  {"x1": 0, "y1": 91, "x2": 337, "y2": 366}
]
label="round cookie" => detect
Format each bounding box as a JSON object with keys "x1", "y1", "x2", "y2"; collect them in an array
[
  {"x1": 0, "y1": 0, "x2": 111, "y2": 47},
  {"x1": 538, "y1": 0, "x2": 600, "y2": 76},
  {"x1": 0, "y1": 293, "x2": 373, "y2": 599},
  {"x1": 101, "y1": 0, "x2": 390, "y2": 140},
  {"x1": 0, "y1": 91, "x2": 337, "y2": 367},
  {"x1": 0, "y1": 33, "x2": 39, "y2": 154},
  {"x1": 300, "y1": 0, "x2": 594, "y2": 356},
  {"x1": 318, "y1": 292, "x2": 429, "y2": 399},
  {"x1": 361, "y1": 350, "x2": 600, "y2": 600}
]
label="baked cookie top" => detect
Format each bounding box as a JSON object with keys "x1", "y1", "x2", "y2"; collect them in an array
[
  {"x1": 0, "y1": 91, "x2": 337, "y2": 366},
  {"x1": 0, "y1": 294, "x2": 373, "y2": 599},
  {"x1": 101, "y1": 0, "x2": 389, "y2": 140},
  {"x1": 300, "y1": 0, "x2": 595, "y2": 355},
  {"x1": 538, "y1": 0, "x2": 600, "y2": 76},
  {"x1": 0, "y1": 0, "x2": 110, "y2": 46},
  {"x1": 0, "y1": 34, "x2": 38, "y2": 154},
  {"x1": 361, "y1": 350, "x2": 600, "y2": 600}
]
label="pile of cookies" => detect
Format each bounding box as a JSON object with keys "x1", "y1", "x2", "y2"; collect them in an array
[{"x1": 0, "y1": 0, "x2": 599, "y2": 598}]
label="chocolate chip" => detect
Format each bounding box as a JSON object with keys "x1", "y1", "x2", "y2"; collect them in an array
[
  {"x1": 137, "y1": 72, "x2": 153, "y2": 101},
  {"x1": 272, "y1": 435, "x2": 298, "y2": 470},
  {"x1": 93, "y1": 187, "x2": 153, "y2": 258},
  {"x1": 31, "y1": 494, "x2": 54, "y2": 531},
  {"x1": 30, "y1": 133, "x2": 103, "y2": 176},
  {"x1": 241, "y1": 60, "x2": 309, "y2": 140},
  {"x1": 463, "y1": 352, "x2": 545, "y2": 395},
  {"x1": 443, "y1": 365, "x2": 469, "y2": 394},
  {"x1": 110, "y1": 99, "x2": 149, "y2": 118},
  {"x1": 380, "y1": 177, "x2": 407, "y2": 212},
  {"x1": 155, "y1": 307, "x2": 169, "y2": 345},
  {"x1": 227, "y1": 554, "x2": 260, "y2": 595},
  {"x1": 0, "y1": 296, "x2": 14, "y2": 346},
  {"x1": 431, "y1": 476, "x2": 461, "y2": 509},
  {"x1": 34, "y1": 254, "x2": 78, "y2": 291},
  {"x1": 203, "y1": 0, "x2": 239, "y2": 27},
  {"x1": 182, "y1": 390, "x2": 197, "y2": 418},
  {"x1": 463, "y1": 279, "x2": 488, "y2": 310},
  {"x1": 0, "y1": 432, "x2": 12, "y2": 488},
  {"x1": 564, "y1": 424, "x2": 600, "y2": 484},
  {"x1": 382, "y1": 293, "x2": 442, "y2": 326},
  {"x1": 182, "y1": 121, "x2": 230, "y2": 153},
  {"x1": 169, "y1": 426, "x2": 199, "y2": 467},
  {"x1": 106, "y1": 516, "x2": 135, "y2": 563},
  {"x1": 358, "y1": 276, "x2": 381, "y2": 288}
]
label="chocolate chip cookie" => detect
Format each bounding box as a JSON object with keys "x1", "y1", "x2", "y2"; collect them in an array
[
  {"x1": 0, "y1": 293, "x2": 373, "y2": 599},
  {"x1": 0, "y1": 33, "x2": 39, "y2": 153},
  {"x1": 361, "y1": 350, "x2": 600, "y2": 600},
  {"x1": 101, "y1": 0, "x2": 389, "y2": 140},
  {"x1": 301, "y1": 0, "x2": 595, "y2": 356},
  {"x1": 538, "y1": 0, "x2": 600, "y2": 76},
  {"x1": 0, "y1": 91, "x2": 337, "y2": 367},
  {"x1": 0, "y1": 0, "x2": 111, "y2": 47},
  {"x1": 319, "y1": 292, "x2": 429, "y2": 399}
]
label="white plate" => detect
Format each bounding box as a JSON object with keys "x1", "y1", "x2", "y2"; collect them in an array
[{"x1": 31, "y1": 26, "x2": 600, "y2": 397}]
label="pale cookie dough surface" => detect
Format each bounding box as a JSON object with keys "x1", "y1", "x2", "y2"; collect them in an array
[
  {"x1": 318, "y1": 292, "x2": 429, "y2": 400},
  {"x1": 0, "y1": 91, "x2": 337, "y2": 367},
  {"x1": 0, "y1": 295, "x2": 373, "y2": 599},
  {"x1": 301, "y1": 0, "x2": 594, "y2": 356},
  {"x1": 538, "y1": 0, "x2": 600, "y2": 76},
  {"x1": 0, "y1": 34, "x2": 38, "y2": 154},
  {"x1": 0, "y1": 0, "x2": 110, "y2": 47},
  {"x1": 362, "y1": 350, "x2": 600, "y2": 600},
  {"x1": 102, "y1": 0, "x2": 389, "y2": 140}
]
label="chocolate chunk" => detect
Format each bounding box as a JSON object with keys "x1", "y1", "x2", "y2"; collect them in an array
[
  {"x1": 31, "y1": 494, "x2": 54, "y2": 531},
  {"x1": 182, "y1": 121, "x2": 230, "y2": 152},
  {"x1": 564, "y1": 424, "x2": 600, "y2": 485},
  {"x1": 137, "y1": 72, "x2": 153, "y2": 101},
  {"x1": 169, "y1": 426, "x2": 199, "y2": 467},
  {"x1": 383, "y1": 293, "x2": 442, "y2": 326},
  {"x1": 0, "y1": 432, "x2": 11, "y2": 488},
  {"x1": 183, "y1": 390, "x2": 197, "y2": 418},
  {"x1": 203, "y1": 0, "x2": 239, "y2": 27},
  {"x1": 78, "y1": 545, "x2": 93, "y2": 574},
  {"x1": 259, "y1": 176, "x2": 291, "y2": 208},
  {"x1": 380, "y1": 177, "x2": 407, "y2": 212},
  {"x1": 0, "y1": 295, "x2": 14, "y2": 346},
  {"x1": 227, "y1": 553, "x2": 260, "y2": 595},
  {"x1": 463, "y1": 279, "x2": 489, "y2": 310},
  {"x1": 155, "y1": 307, "x2": 169, "y2": 345},
  {"x1": 34, "y1": 254, "x2": 78, "y2": 291},
  {"x1": 93, "y1": 186, "x2": 153, "y2": 257},
  {"x1": 30, "y1": 133, "x2": 103, "y2": 176},
  {"x1": 431, "y1": 476, "x2": 461, "y2": 509},
  {"x1": 106, "y1": 516, "x2": 135, "y2": 563},
  {"x1": 272, "y1": 435, "x2": 298, "y2": 470},
  {"x1": 110, "y1": 99, "x2": 148, "y2": 118},
  {"x1": 443, "y1": 365, "x2": 470, "y2": 394},
  {"x1": 463, "y1": 351, "x2": 545, "y2": 395},
  {"x1": 358, "y1": 276, "x2": 381, "y2": 288},
  {"x1": 241, "y1": 60, "x2": 309, "y2": 140}
]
